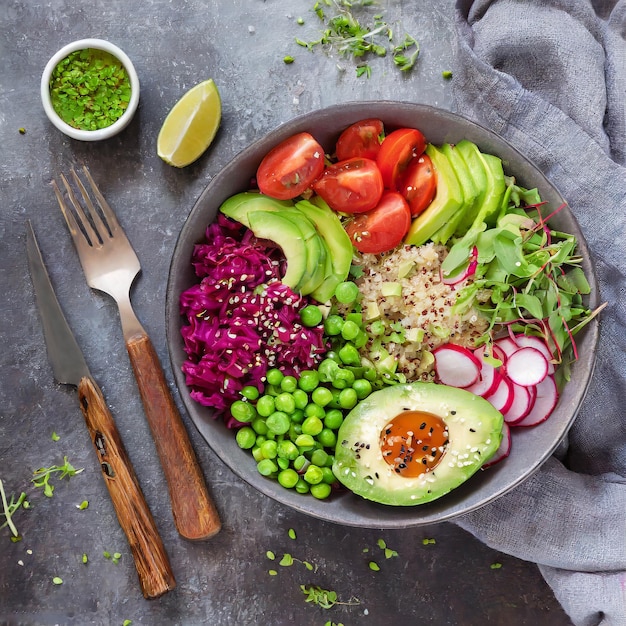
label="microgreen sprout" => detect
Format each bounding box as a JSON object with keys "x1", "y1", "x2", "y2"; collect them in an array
[
  {"x1": 51, "y1": 431, "x2": 60, "y2": 442},
  {"x1": 422, "y1": 537, "x2": 436, "y2": 545},
  {"x1": 18, "y1": 127, "x2": 26, "y2": 134},
  {"x1": 376, "y1": 538, "x2": 399, "y2": 559},
  {"x1": 52, "y1": 576, "x2": 63, "y2": 585},
  {"x1": 300, "y1": 584, "x2": 360, "y2": 609},
  {"x1": 82, "y1": 553, "x2": 88, "y2": 564},
  {"x1": 297, "y1": 0, "x2": 419, "y2": 77},
  {"x1": 32, "y1": 456, "x2": 83, "y2": 498},
  {"x1": 288, "y1": 528, "x2": 297, "y2": 540},
  {"x1": 368, "y1": 561, "x2": 380, "y2": 571},
  {"x1": 442, "y1": 70, "x2": 453, "y2": 79},
  {"x1": 76, "y1": 500, "x2": 89, "y2": 510},
  {"x1": 0, "y1": 479, "x2": 27, "y2": 539},
  {"x1": 490, "y1": 562, "x2": 503, "y2": 569}
]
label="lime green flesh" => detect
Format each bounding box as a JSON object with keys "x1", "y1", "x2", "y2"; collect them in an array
[{"x1": 332, "y1": 382, "x2": 504, "y2": 506}]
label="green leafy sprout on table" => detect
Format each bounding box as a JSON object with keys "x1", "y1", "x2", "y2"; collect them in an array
[{"x1": 295, "y1": 0, "x2": 420, "y2": 76}]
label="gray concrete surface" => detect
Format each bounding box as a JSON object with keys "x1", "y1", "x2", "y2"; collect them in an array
[{"x1": 1, "y1": 1, "x2": 572, "y2": 624}]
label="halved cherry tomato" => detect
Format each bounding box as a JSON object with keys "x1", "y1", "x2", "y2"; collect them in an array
[
  {"x1": 256, "y1": 132, "x2": 325, "y2": 200},
  {"x1": 344, "y1": 191, "x2": 411, "y2": 254},
  {"x1": 399, "y1": 153, "x2": 437, "y2": 216},
  {"x1": 335, "y1": 118, "x2": 385, "y2": 161},
  {"x1": 376, "y1": 128, "x2": 427, "y2": 190},
  {"x1": 312, "y1": 157, "x2": 384, "y2": 214}
]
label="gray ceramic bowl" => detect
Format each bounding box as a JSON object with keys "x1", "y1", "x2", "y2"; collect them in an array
[{"x1": 166, "y1": 102, "x2": 599, "y2": 528}]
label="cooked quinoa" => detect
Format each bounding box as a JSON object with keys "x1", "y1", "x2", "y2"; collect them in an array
[{"x1": 353, "y1": 243, "x2": 488, "y2": 381}]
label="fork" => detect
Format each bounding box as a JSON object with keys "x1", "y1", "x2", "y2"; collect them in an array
[{"x1": 52, "y1": 166, "x2": 221, "y2": 541}]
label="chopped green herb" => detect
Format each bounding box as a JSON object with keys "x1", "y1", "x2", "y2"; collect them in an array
[
  {"x1": 82, "y1": 553, "x2": 88, "y2": 564},
  {"x1": 288, "y1": 528, "x2": 297, "y2": 540},
  {"x1": 18, "y1": 127, "x2": 26, "y2": 134},
  {"x1": 266, "y1": 550, "x2": 276, "y2": 561},
  {"x1": 103, "y1": 551, "x2": 111, "y2": 559},
  {"x1": 279, "y1": 553, "x2": 294, "y2": 566},
  {"x1": 301, "y1": 584, "x2": 360, "y2": 609},
  {"x1": 422, "y1": 537, "x2": 436, "y2": 545},
  {"x1": 392, "y1": 34, "x2": 420, "y2": 71},
  {"x1": 368, "y1": 561, "x2": 380, "y2": 571},
  {"x1": 123, "y1": 621, "x2": 132, "y2": 626},
  {"x1": 52, "y1": 576, "x2": 63, "y2": 585},
  {"x1": 32, "y1": 457, "x2": 83, "y2": 498},
  {"x1": 490, "y1": 562, "x2": 503, "y2": 569},
  {"x1": 49, "y1": 48, "x2": 132, "y2": 131},
  {"x1": 283, "y1": 55, "x2": 295, "y2": 64},
  {"x1": 442, "y1": 69, "x2": 453, "y2": 79},
  {"x1": 297, "y1": 17, "x2": 305, "y2": 25},
  {"x1": 76, "y1": 500, "x2": 89, "y2": 510},
  {"x1": 51, "y1": 431, "x2": 60, "y2": 442},
  {"x1": 268, "y1": 569, "x2": 278, "y2": 576},
  {"x1": 356, "y1": 64, "x2": 372, "y2": 78}
]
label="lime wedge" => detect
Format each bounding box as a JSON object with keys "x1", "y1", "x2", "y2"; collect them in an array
[{"x1": 157, "y1": 79, "x2": 221, "y2": 167}]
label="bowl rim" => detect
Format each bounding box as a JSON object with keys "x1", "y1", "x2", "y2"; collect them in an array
[
  {"x1": 166, "y1": 101, "x2": 600, "y2": 528},
  {"x1": 40, "y1": 38, "x2": 140, "y2": 141}
]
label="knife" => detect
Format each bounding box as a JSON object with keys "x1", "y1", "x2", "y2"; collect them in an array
[{"x1": 26, "y1": 221, "x2": 176, "y2": 599}]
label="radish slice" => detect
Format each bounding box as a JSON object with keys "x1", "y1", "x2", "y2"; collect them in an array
[
  {"x1": 494, "y1": 336, "x2": 519, "y2": 358},
  {"x1": 433, "y1": 344, "x2": 481, "y2": 388},
  {"x1": 485, "y1": 374, "x2": 514, "y2": 414},
  {"x1": 513, "y1": 334, "x2": 555, "y2": 374},
  {"x1": 466, "y1": 355, "x2": 501, "y2": 397},
  {"x1": 504, "y1": 347, "x2": 549, "y2": 387},
  {"x1": 503, "y1": 383, "x2": 534, "y2": 424},
  {"x1": 483, "y1": 422, "x2": 511, "y2": 468},
  {"x1": 513, "y1": 375, "x2": 558, "y2": 427}
]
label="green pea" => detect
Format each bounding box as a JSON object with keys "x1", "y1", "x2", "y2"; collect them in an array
[
  {"x1": 292, "y1": 389, "x2": 309, "y2": 410},
  {"x1": 260, "y1": 439, "x2": 278, "y2": 459},
  {"x1": 295, "y1": 434, "x2": 316, "y2": 449},
  {"x1": 230, "y1": 400, "x2": 256, "y2": 423},
  {"x1": 364, "y1": 367, "x2": 378, "y2": 381},
  {"x1": 303, "y1": 464, "x2": 324, "y2": 484},
  {"x1": 295, "y1": 478, "x2": 310, "y2": 494},
  {"x1": 265, "y1": 384, "x2": 281, "y2": 396},
  {"x1": 280, "y1": 375, "x2": 298, "y2": 393},
  {"x1": 300, "y1": 304, "x2": 323, "y2": 327},
  {"x1": 301, "y1": 415, "x2": 324, "y2": 436},
  {"x1": 318, "y1": 358, "x2": 340, "y2": 383},
  {"x1": 339, "y1": 387, "x2": 358, "y2": 410},
  {"x1": 346, "y1": 312, "x2": 363, "y2": 326},
  {"x1": 293, "y1": 454, "x2": 309, "y2": 471},
  {"x1": 321, "y1": 467, "x2": 336, "y2": 484},
  {"x1": 255, "y1": 435, "x2": 267, "y2": 446},
  {"x1": 304, "y1": 403, "x2": 325, "y2": 419},
  {"x1": 298, "y1": 370, "x2": 320, "y2": 392},
  {"x1": 274, "y1": 393, "x2": 296, "y2": 414},
  {"x1": 353, "y1": 378, "x2": 373, "y2": 400},
  {"x1": 251, "y1": 418, "x2": 269, "y2": 435},
  {"x1": 338, "y1": 344, "x2": 361, "y2": 366},
  {"x1": 278, "y1": 468, "x2": 300, "y2": 489},
  {"x1": 266, "y1": 368, "x2": 284, "y2": 386},
  {"x1": 290, "y1": 408, "x2": 305, "y2": 424},
  {"x1": 354, "y1": 329, "x2": 369, "y2": 348},
  {"x1": 310, "y1": 482, "x2": 332, "y2": 499},
  {"x1": 323, "y1": 314, "x2": 344, "y2": 336},
  {"x1": 257, "y1": 459, "x2": 278, "y2": 476},
  {"x1": 256, "y1": 395, "x2": 275, "y2": 417},
  {"x1": 311, "y1": 386, "x2": 333, "y2": 407},
  {"x1": 327, "y1": 388, "x2": 343, "y2": 409},
  {"x1": 251, "y1": 446, "x2": 264, "y2": 462},
  {"x1": 276, "y1": 457, "x2": 290, "y2": 470},
  {"x1": 316, "y1": 428, "x2": 337, "y2": 448},
  {"x1": 324, "y1": 409, "x2": 344, "y2": 430},
  {"x1": 341, "y1": 320, "x2": 360, "y2": 341},
  {"x1": 310, "y1": 449, "x2": 329, "y2": 467},
  {"x1": 325, "y1": 350, "x2": 341, "y2": 362},
  {"x1": 266, "y1": 411, "x2": 291, "y2": 436},
  {"x1": 235, "y1": 426, "x2": 256, "y2": 449},
  {"x1": 241, "y1": 385, "x2": 260, "y2": 401},
  {"x1": 331, "y1": 369, "x2": 355, "y2": 390},
  {"x1": 370, "y1": 320, "x2": 386, "y2": 336},
  {"x1": 288, "y1": 424, "x2": 302, "y2": 440},
  {"x1": 334, "y1": 281, "x2": 359, "y2": 304},
  {"x1": 277, "y1": 440, "x2": 299, "y2": 460}
]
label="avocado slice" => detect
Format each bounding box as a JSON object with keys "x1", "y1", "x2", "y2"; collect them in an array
[
  {"x1": 332, "y1": 382, "x2": 503, "y2": 506},
  {"x1": 431, "y1": 143, "x2": 480, "y2": 244},
  {"x1": 294, "y1": 198, "x2": 353, "y2": 303},
  {"x1": 452, "y1": 140, "x2": 488, "y2": 236},
  {"x1": 404, "y1": 145, "x2": 464, "y2": 247},
  {"x1": 247, "y1": 211, "x2": 308, "y2": 290},
  {"x1": 219, "y1": 191, "x2": 294, "y2": 227}
]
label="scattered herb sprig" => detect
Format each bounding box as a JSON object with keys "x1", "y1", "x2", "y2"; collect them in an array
[
  {"x1": 32, "y1": 456, "x2": 83, "y2": 498},
  {"x1": 300, "y1": 584, "x2": 361, "y2": 609},
  {"x1": 296, "y1": 0, "x2": 420, "y2": 77},
  {"x1": 0, "y1": 479, "x2": 28, "y2": 539}
]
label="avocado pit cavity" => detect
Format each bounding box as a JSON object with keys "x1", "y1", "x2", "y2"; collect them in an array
[{"x1": 380, "y1": 410, "x2": 449, "y2": 477}]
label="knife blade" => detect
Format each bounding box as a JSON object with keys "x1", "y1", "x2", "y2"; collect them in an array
[{"x1": 26, "y1": 221, "x2": 176, "y2": 599}]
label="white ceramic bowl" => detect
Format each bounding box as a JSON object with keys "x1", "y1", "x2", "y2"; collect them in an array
[{"x1": 40, "y1": 38, "x2": 140, "y2": 141}]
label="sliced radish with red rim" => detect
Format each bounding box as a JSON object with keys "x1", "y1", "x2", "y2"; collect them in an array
[
  {"x1": 513, "y1": 375, "x2": 558, "y2": 427},
  {"x1": 504, "y1": 346, "x2": 549, "y2": 387},
  {"x1": 513, "y1": 334, "x2": 555, "y2": 374},
  {"x1": 485, "y1": 375, "x2": 514, "y2": 414},
  {"x1": 433, "y1": 344, "x2": 481, "y2": 388}
]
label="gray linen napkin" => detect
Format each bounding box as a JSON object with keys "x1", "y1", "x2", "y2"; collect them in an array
[{"x1": 450, "y1": 1, "x2": 626, "y2": 624}]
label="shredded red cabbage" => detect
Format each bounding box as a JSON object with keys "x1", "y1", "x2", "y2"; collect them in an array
[{"x1": 180, "y1": 215, "x2": 327, "y2": 425}]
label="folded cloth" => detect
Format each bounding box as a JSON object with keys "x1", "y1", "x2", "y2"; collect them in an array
[{"x1": 450, "y1": 1, "x2": 626, "y2": 624}]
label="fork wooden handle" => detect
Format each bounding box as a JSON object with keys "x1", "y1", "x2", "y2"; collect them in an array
[
  {"x1": 77, "y1": 375, "x2": 176, "y2": 599},
  {"x1": 125, "y1": 333, "x2": 221, "y2": 541}
]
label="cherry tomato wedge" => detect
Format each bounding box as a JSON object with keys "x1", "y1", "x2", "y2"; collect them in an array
[
  {"x1": 399, "y1": 153, "x2": 437, "y2": 216},
  {"x1": 344, "y1": 191, "x2": 411, "y2": 254},
  {"x1": 256, "y1": 132, "x2": 325, "y2": 200},
  {"x1": 335, "y1": 118, "x2": 385, "y2": 161},
  {"x1": 312, "y1": 157, "x2": 384, "y2": 214},
  {"x1": 376, "y1": 128, "x2": 427, "y2": 190}
]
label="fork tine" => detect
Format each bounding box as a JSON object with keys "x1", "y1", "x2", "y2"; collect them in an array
[
  {"x1": 68, "y1": 167, "x2": 112, "y2": 243},
  {"x1": 79, "y1": 165, "x2": 122, "y2": 235},
  {"x1": 52, "y1": 176, "x2": 97, "y2": 248}
]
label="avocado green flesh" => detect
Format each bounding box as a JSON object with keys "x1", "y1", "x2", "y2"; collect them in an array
[
  {"x1": 404, "y1": 144, "x2": 464, "y2": 247},
  {"x1": 452, "y1": 140, "x2": 488, "y2": 235},
  {"x1": 332, "y1": 382, "x2": 504, "y2": 506}
]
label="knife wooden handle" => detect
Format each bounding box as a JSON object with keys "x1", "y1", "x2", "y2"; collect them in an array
[
  {"x1": 77, "y1": 375, "x2": 176, "y2": 599},
  {"x1": 125, "y1": 333, "x2": 221, "y2": 541}
]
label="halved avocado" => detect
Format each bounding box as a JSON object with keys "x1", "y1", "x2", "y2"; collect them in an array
[
  {"x1": 219, "y1": 191, "x2": 293, "y2": 226},
  {"x1": 247, "y1": 211, "x2": 308, "y2": 289},
  {"x1": 332, "y1": 382, "x2": 503, "y2": 506},
  {"x1": 404, "y1": 145, "x2": 464, "y2": 247}
]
